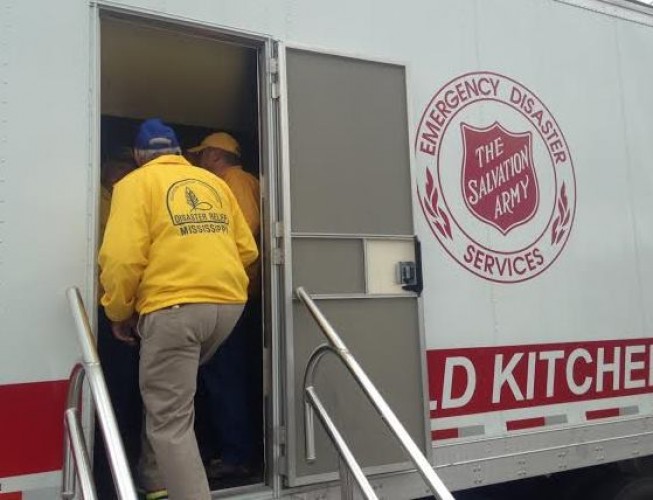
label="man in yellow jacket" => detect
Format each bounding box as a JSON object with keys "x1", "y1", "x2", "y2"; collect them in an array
[
  {"x1": 188, "y1": 132, "x2": 261, "y2": 479},
  {"x1": 99, "y1": 119, "x2": 258, "y2": 500}
]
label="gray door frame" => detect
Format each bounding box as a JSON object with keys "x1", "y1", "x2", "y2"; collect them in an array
[{"x1": 275, "y1": 41, "x2": 433, "y2": 488}]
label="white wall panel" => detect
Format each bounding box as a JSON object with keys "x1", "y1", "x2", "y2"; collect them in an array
[
  {"x1": 617, "y1": 21, "x2": 653, "y2": 335},
  {"x1": 473, "y1": 0, "x2": 643, "y2": 346},
  {"x1": 0, "y1": 0, "x2": 91, "y2": 383}
]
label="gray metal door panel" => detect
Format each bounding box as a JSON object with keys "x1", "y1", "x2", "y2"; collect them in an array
[
  {"x1": 292, "y1": 298, "x2": 424, "y2": 479},
  {"x1": 280, "y1": 46, "x2": 426, "y2": 486},
  {"x1": 286, "y1": 49, "x2": 413, "y2": 235},
  {"x1": 291, "y1": 238, "x2": 366, "y2": 294}
]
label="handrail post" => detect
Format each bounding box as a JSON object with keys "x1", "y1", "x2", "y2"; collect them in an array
[
  {"x1": 65, "y1": 287, "x2": 138, "y2": 500},
  {"x1": 303, "y1": 344, "x2": 330, "y2": 464},
  {"x1": 61, "y1": 434, "x2": 75, "y2": 500},
  {"x1": 86, "y1": 362, "x2": 136, "y2": 499},
  {"x1": 65, "y1": 408, "x2": 98, "y2": 500},
  {"x1": 305, "y1": 387, "x2": 378, "y2": 500},
  {"x1": 62, "y1": 364, "x2": 85, "y2": 499},
  {"x1": 297, "y1": 286, "x2": 455, "y2": 500},
  {"x1": 305, "y1": 400, "x2": 316, "y2": 462}
]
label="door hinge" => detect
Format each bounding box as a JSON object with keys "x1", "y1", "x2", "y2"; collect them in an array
[
  {"x1": 275, "y1": 425, "x2": 288, "y2": 477},
  {"x1": 275, "y1": 425, "x2": 287, "y2": 445},
  {"x1": 269, "y1": 57, "x2": 280, "y2": 99},
  {"x1": 277, "y1": 454, "x2": 288, "y2": 477},
  {"x1": 271, "y1": 81, "x2": 280, "y2": 99},
  {"x1": 269, "y1": 57, "x2": 279, "y2": 75},
  {"x1": 274, "y1": 221, "x2": 284, "y2": 238},
  {"x1": 272, "y1": 247, "x2": 285, "y2": 265}
]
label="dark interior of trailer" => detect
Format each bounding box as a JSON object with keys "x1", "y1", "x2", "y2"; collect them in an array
[{"x1": 95, "y1": 15, "x2": 265, "y2": 498}]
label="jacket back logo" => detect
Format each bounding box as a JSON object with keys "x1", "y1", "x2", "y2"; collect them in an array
[{"x1": 166, "y1": 179, "x2": 229, "y2": 236}]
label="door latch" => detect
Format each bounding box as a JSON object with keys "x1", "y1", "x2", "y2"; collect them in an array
[
  {"x1": 399, "y1": 237, "x2": 423, "y2": 295},
  {"x1": 397, "y1": 261, "x2": 417, "y2": 287}
]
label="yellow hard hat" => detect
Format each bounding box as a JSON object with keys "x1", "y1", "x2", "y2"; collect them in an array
[{"x1": 188, "y1": 132, "x2": 241, "y2": 157}]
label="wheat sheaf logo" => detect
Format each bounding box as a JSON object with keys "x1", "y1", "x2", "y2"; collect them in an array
[
  {"x1": 185, "y1": 187, "x2": 213, "y2": 211},
  {"x1": 166, "y1": 178, "x2": 224, "y2": 227},
  {"x1": 416, "y1": 72, "x2": 576, "y2": 283}
]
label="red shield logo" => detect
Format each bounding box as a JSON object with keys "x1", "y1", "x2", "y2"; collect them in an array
[{"x1": 461, "y1": 122, "x2": 539, "y2": 235}]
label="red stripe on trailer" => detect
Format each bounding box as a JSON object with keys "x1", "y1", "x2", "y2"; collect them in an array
[
  {"x1": 431, "y1": 428, "x2": 459, "y2": 440},
  {"x1": 0, "y1": 380, "x2": 68, "y2": 478},
  {"x1": 427, "y1": 338, "x2": 653, "y2": 418},
  {"x1": 506, "y1": 417, "x2": 546, "y2": 431},
  {"x1": 586, "y1": 408, "x2": 620, "y2": 420},
  {"x1": 0, "y1": 493, "x2": 23, "y2": 499}
]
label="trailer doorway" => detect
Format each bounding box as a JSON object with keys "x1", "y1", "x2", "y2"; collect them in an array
[{"x1": 96, "y1": 13, "x2": 273, "y2": 497}]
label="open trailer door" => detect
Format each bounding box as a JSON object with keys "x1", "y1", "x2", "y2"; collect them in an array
[{"x1": 276, "y1": 44, "x2": 430, "y2": 487}]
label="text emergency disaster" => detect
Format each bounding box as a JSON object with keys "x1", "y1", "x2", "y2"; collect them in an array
[{"x1": 428, "y1": 339, "x2": 653, "y2": 417}]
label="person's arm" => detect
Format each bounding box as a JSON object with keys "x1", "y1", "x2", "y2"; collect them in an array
[{"x1": 99, "y1": 176, "x2": 151, "y2": 324}]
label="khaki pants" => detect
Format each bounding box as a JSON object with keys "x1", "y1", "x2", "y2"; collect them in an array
[{"x1": 137, "y1": 303, "x2": 244, "y2": 500}]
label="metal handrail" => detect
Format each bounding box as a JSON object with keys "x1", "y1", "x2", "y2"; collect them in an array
[
  {"x1": 62, "y1": 287, "x2": 138, "y2": 500},
  {"x1": 305, "y1": 384, "x2": 377, "y2": 500},
  {"x1": 297, "y1": 286, "x2": 455, "y2": 500}
]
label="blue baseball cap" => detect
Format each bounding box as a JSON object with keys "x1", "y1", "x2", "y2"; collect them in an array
[{"x1": 134, "y1": 118, "x2": 180, "y2": 150}]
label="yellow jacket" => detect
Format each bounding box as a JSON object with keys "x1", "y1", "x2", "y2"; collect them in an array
[
  {"x1": 220, "y1": 166, "x2": 261, "y2": 294},
  {"x1": 221, "y1": 166, "x2": 260, "y2": 239},
  {"x1": 99, "y1": 155, "x2": 258, "y2": 322}
]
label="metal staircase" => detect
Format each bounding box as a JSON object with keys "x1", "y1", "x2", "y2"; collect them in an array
[{"x1": 60, "y1": 284, "x2": 454, "y2": 499}]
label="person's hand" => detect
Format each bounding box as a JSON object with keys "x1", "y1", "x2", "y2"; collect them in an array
[{"x1": 111, "y1": 315, "x2": 138, "y2": 346}]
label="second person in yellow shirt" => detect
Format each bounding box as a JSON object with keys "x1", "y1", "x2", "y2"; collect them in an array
[{"x1": 189, "y1": 132, "x2": 262, "y2": 481}]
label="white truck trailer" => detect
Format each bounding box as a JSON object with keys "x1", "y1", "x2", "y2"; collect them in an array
[{"x1": 1, "y1": 0, "x2": 653, "y2": 498}]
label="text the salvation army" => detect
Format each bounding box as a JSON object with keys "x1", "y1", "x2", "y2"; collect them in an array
[{"x1": 466, "y1": 136, "x2": 533, "y2": 221}]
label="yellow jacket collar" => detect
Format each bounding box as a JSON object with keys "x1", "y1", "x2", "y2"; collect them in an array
[{"x1": 143, "y1": 154, "x2": 191, "y2": 168}]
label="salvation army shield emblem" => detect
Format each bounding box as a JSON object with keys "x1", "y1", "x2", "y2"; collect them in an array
[{"x1": 461, "y1": 122, "x2": 539, "y2": 235}]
